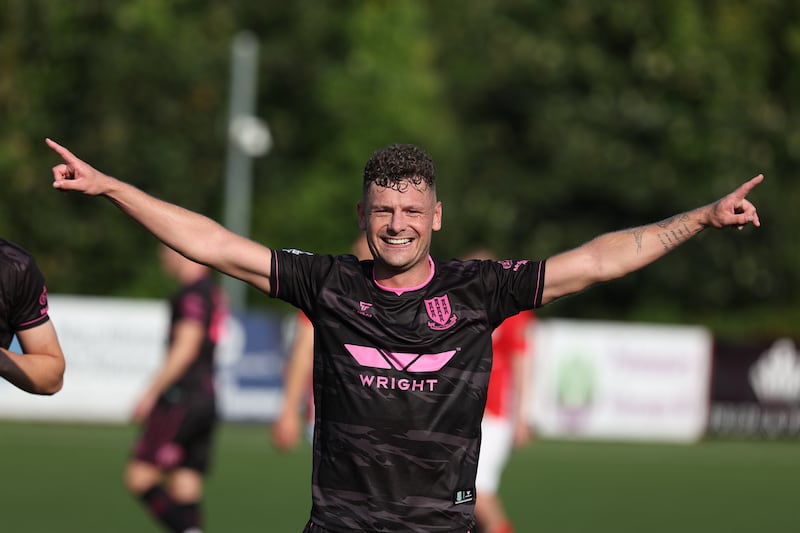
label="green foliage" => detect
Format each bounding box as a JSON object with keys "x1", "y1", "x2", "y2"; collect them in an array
[
  {"x1": 430, "y1": 0, "x2": 794, "y2": 330},
  {"x1": 1, "y1": 1, "x2": 795, "y2": 334}
]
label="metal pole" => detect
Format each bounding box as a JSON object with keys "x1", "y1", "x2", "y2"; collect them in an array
[{"x1": 222, "y1": 31, "x2": 265, "y2": 313}]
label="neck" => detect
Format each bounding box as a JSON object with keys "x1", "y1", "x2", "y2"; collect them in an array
[{"x1": 373, "y1": 256, "x2": 434, "y2": 295}]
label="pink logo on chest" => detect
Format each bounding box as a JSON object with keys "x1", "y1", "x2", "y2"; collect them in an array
[
  {"x1": 345, "y1": 344, "x2": 457, "y2": 372},
  {"x1": 424, "y1": 294, "x2": 457, "y2": 330},
  {"x1": 344, "y1": 344, "x2": 459, "y2": 393}
]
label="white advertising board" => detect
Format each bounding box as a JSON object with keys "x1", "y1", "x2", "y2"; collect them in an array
[
  {"x1": 0, "y1": 295, "x2": 285, "y2": 423},
  {"x1": 530, "y1": 319, "x2": 712, "y2": 443},
  {"x1": 0, "y1": 295, "x2": 167, "y2": 422}
]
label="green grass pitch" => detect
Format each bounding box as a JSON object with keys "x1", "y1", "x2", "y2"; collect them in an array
[{"x1": 1, "y1": 421, "x2": 796, "y2": 532}]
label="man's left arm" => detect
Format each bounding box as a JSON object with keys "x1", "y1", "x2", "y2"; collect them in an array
[{"x1": 542, "y1": 174, "x2": 763, "y2": 305}]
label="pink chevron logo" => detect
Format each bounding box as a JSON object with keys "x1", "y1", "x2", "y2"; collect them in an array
[{"x1": 344, "y1": 344, "x2": 458, "y2": 372}]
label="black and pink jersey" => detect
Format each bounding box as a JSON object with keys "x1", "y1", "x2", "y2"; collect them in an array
[
  {"x1": 271, "y1": 249, "x2": 545, "y2": 532},
  {"x1": 0, "y1": 239, "x2": 50, "y2": 349},
  {"x1": 163, "y1": 276, "x2": 227, "y2": 405}
]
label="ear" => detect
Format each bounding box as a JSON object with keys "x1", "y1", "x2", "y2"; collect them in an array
[
  {"x1": 432, "y1": 201, "x2": 443, "y2": 232},
  {"x1": 357, "y1": 202, "x2": 366, "y2": 231}
]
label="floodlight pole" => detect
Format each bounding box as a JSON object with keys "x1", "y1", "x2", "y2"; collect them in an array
[{"x1": 222, "y1": 31, "x2": 270, "y2": 313}]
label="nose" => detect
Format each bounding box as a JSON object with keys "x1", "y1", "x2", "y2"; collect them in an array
[{"x1": 387, "y1": 211, "x2": 407, "y2": 234}]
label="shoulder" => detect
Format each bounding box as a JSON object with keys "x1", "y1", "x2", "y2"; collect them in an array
[
  {"x1": 435, "y1": 257, "x2": 541, "y2": 281},
  {"x1": 434, "y1": 257, "x2": 476, "y2": 277},
  {"x1": 274, "y1": 247, "x2": 368, "y2": 274},
  {"x1": 0, "y1": 239, "x2": 43, "y2": 288},
  {"x1": 0, "y1": 239, "x2": 37, "y2": 271}
]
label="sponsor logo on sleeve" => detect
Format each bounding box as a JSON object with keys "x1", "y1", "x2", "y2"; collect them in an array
[{"x1": 282, "y1": 248, "x2": 313, "y2": 256}]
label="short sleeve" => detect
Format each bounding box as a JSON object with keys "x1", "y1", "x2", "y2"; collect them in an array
[
  {"x1": 11, "y1": 255, "x2": 50, "y2": 332},
  {"x1": 478, "y1": 259, "x2": 545, "y2": 327}
]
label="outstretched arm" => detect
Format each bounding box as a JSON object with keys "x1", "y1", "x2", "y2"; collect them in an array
[
  {"x1": 46, "y1": 139, "x2": 273, "y2": 294},
  {"x1": 542, "y1": 174, "x2": 763, "y2": 305}
]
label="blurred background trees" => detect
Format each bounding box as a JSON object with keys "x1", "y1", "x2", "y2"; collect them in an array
[{"x1": 1, "y1": 0, "x2": 797, "y2": 338}]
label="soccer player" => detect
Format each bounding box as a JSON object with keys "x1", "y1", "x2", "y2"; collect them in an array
[
  {"x1": 466, "y1": 249, "x2": 535, "y2": 533},
  {"x1": 0, "y1": 238, "x2": 65, "y2": 395},
  {"x1": 272, "y1": 233, "x2": 372, "y2": 451},
  {"x1": 47, "y1": 138, "x2": 762, "y2": 532},
  {"x1": 123, "y1": 244, "x2": 228, "y2": 533}
]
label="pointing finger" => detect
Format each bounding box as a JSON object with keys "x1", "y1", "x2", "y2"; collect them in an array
[
  {"x1": 734, "y1": 174, "x2": 764, "y2": 200},
  {"x1": 45, "y1": 138, "x2": 78, "y2": 164}
]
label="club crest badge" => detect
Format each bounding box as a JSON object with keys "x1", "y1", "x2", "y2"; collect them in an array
[{"x1": 424, "y1": 294, "x2": 457, "y2": 331}]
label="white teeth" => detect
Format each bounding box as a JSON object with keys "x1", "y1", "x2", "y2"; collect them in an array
[{"x1": 386, "y1": 238, "x2": 411, "y2": 245}]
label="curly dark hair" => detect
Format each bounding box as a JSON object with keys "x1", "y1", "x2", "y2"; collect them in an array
[{"x1": 363, "y1": 144, "x2": 436, "y2": 193}]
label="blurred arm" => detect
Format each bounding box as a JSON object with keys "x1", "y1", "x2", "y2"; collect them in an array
[
  {"x1": 132, "y1": 318, "x2": 204, "y2": 422},
  {"x1": 510, "y1": 318, "x2": 533, "y2": 447},
  {"x1": 512, "y1": 353, "x2": 532, "y2": 445},
  {"x1": 272, "y1": 317, "x2": 315, "y2": 451}
]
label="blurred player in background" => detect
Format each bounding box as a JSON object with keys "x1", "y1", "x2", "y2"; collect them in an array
[
  {"x1": 467, "y1": 248, "x2": 535, "y2": 533},
  {"x1": 0, "y1": 238, "x2": 64, "y2": 395},
  {"x1": 124, "y1": 245, "x2": 228, "y2": 533},
  {"x1": 272, "y1": 233, "x2": 371, "y2": 451},
  {"x1": 48, "y1": 139, "x2": 762, "y2": 532}
]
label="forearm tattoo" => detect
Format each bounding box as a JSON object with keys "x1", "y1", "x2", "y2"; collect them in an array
[
  {"x1": 632, "y1": 228, "x2": 645, "y2": 253},
  {"x1": 653, "y1": 214, "x2": 703, "y2": 252},
  {"x1": 629, "y1": 214, "x2": 703, "y2": 254}
]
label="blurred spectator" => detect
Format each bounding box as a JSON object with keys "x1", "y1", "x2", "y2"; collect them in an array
[{"x1": 124, "y1": 245, "x2": 228, "y2": 533}]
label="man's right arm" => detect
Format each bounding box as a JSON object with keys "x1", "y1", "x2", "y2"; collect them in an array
[{"x1": 47, "y1": 139, "x2": 273, "y2": 294}]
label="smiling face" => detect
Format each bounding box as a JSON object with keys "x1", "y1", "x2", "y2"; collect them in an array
[{"x1": 358, "y1": 179, "x2": 442, "y2": 287}]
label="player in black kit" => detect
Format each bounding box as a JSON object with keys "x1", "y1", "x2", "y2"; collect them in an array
[
  {"x1": 124, "y1": 245, "x2": 228, "y2": 533},
  {"x1": 48, "y1": 138, "x2": 762, "y2": 532},
  {"x1": 0, "y1": 238, "x2": 64, "y2": 395}
]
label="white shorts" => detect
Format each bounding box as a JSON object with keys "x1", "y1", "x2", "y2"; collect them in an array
[{"x1": 475, "y1": 415, "x2": 513, "y2": 494}]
